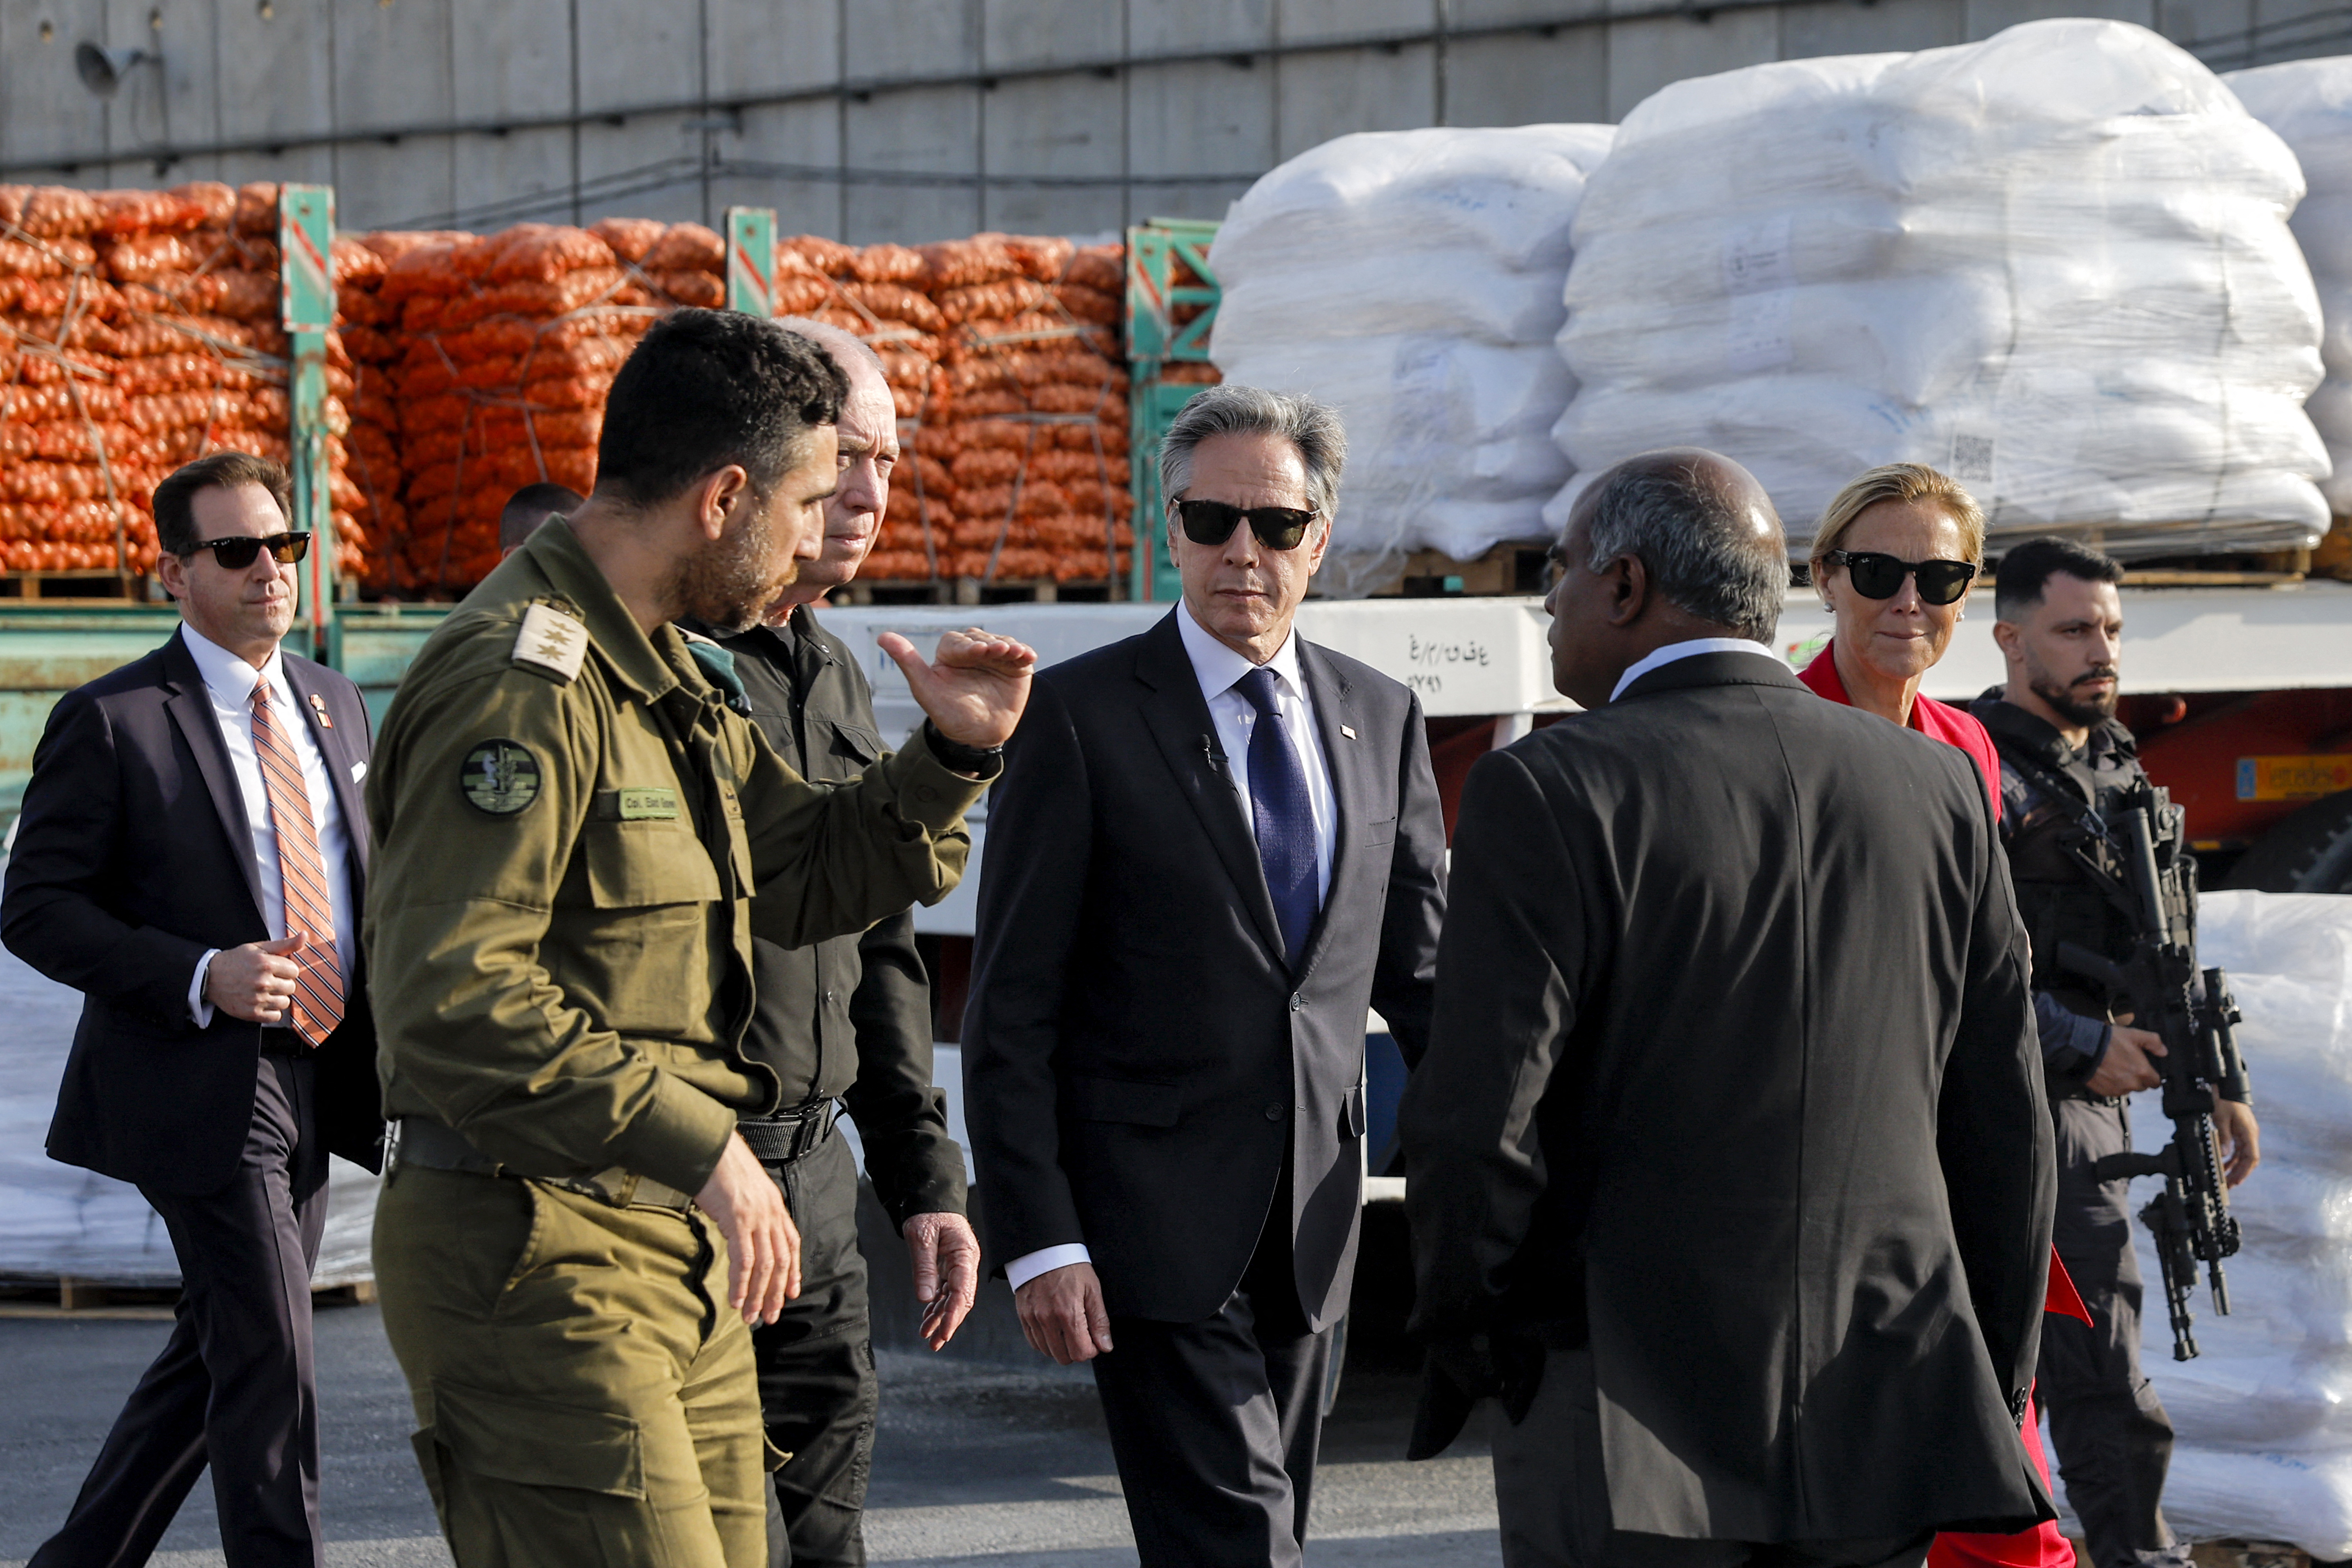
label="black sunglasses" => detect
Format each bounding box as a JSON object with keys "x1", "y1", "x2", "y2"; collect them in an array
[
  {"x1": 1823, "y1": 549, "x2": 1976, "y2": 606},
  {"x1": 185, "y1": 532, "x2": 312, "y2": 570},
  {"x1": 1171, "y1": 498, "x2": 1319, "y2": 552}
]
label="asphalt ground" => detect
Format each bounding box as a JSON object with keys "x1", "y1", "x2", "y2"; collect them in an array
[{"x1": 0, "y1": 1303, "x2": 1503, "y2": 1566}]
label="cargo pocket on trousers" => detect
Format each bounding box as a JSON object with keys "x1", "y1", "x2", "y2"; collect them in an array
[{"x1": 420, "y1": 1380, "x2": 648, "y2": 1498}]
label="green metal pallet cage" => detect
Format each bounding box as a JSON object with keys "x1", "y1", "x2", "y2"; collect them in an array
[{"x1": 1125, "y1": 218, "x2": 1221, "y2": 604}]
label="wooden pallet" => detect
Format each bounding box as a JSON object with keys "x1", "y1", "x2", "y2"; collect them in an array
[
  {"x1": 1368, "y1": 539, "x2": 1555, "y2": 599},
  {"x1": 0, "y1": 571, "x2": 146, "y2": 602},
  {"x1": 841, "y1": 578, "x2": 1117, "y2": 606}
]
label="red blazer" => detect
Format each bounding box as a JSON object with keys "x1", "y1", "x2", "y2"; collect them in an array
[{"x1": 1799, "y1": 642, "x2": 2002, "y2": 822}]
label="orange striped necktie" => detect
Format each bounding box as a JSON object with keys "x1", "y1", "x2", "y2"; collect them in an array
[{"x1": 250, "y1": 681, "x2": 345, "y2": 1047}]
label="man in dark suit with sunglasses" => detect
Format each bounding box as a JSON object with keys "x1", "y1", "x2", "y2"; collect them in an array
[
  {"x1": 964, "y1": 383, "x2": 1448, "y2": 1568},
  {"x1": 1403, "y1": 450, "x2": 2053, "y2": 1568},
  {"x1": 4, "y1": 451, "x2": 386, "y2": 1568}
]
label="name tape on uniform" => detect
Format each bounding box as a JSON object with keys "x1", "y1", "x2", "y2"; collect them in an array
[
  {"x1": 514, "y1": 602, "x2": 589, "y2": 683},
  {"x1": 612, "y1": 788, "x2": 679, "y2": 820}
]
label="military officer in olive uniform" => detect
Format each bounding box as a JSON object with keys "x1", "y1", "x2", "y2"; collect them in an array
[
  {"x1": 684, "y1": 319, "x2": 980, "y2": 1567},
  {"x1": 363, "y1": 311, "x2": 1035, "y2": 1568},
  {"x1": 1972, "y1": 537, "x2": 2259, "y2": 1568}
]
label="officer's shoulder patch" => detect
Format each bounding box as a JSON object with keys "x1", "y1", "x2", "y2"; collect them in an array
[
  {"x1": 512, "y1": 601, "x2": 589, "y2": 684},
  {"x1": 460, "y1": 739, "x2": 543, "y2": 815}
]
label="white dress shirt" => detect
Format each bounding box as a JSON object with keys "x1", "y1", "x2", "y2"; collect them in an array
[
  {"x1": 1005, "y1": 602, "x2": 1341, "y2": 1294},
  {"x1": 181, "y1": 625, "x2": 357, "y2": 1026},
  {"x1": 1609, "y1": 636, "x2": 1784, "y2": 702}
]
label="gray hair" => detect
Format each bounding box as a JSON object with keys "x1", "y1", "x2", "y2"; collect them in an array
[
  {"x1": 1580, "y1": 454, "x2": 1786, "y2": 643},
  {"x1": 774, "y1": 316, "x2": 887, "y2": 381},
  {"x1": 1158, "y1": 383, "x2": 1346, "y2": 522}
]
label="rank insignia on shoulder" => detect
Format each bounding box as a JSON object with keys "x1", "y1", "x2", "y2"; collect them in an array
[
  {"x1": 461, "y1": 739, "x2": 543, "y2": 815},
  {"x1": 513, "y1": 602, "x2": 588, "y2": 683}
]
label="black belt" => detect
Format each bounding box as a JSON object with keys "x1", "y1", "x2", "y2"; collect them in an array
[
  {"x1": 392, "y1": 1116, "x2": 696, "y2": 1211},
  {"x1": 258, "y1": 1027, "x2": 307, "y2": 1058},
  {"x1": 738, "y1": 1099, "x2": 837, "y2": 1165}
]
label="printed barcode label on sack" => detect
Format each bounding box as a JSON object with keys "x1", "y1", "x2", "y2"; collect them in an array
[{"x1": 1722, "y1": 215, "x2": 1794, "y2": 296}]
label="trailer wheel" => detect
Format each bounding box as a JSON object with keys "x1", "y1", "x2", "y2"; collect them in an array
[{"x1": 2223, "y1": 788, "x2": 2352, "y2": 894}]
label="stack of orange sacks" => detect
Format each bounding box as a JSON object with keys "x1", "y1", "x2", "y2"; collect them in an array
[
  {"x1": 770, "y1": 232, "x2": 1130, "y2": 586},
  {"x1": 376, "y1": 218, "x2": 724, "y2": 593},
  {"x1": 0, "y1": 181, "x2": 360, "y2": 580},
  {"x1": 334, "y1": 230, "x2": 463, "y2": 593}
]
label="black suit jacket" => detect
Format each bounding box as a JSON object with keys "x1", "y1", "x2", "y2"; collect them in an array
[
  {"x1": 1401, "y1": 653, "x2": 2054, "y2": 1538},
  {"x1": 710, "y1": 606, "x2": 966, "y2": 1226},
  {"x1": 2, "y1": 627, "x2": 386, "y2": 1195},
  {"x1": 965, "y1": 610, "x2": 1447, "y2": 1329}
]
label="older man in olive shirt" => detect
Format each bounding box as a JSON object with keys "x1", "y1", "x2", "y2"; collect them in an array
[{"x1": 692, "y1": 319, "x2": 978, "y2": 1568}]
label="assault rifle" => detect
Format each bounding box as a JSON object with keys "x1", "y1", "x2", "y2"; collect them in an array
[{"x1": 2050, "y1": 776, "x2": 2250, "y2": 1362}]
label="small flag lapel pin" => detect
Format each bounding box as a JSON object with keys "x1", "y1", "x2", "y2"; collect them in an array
[{"x1": 309, "y1": 692, "x2": 333, "y2": 728}]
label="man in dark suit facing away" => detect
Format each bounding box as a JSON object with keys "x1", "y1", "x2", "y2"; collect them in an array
[
  {"x1": 1402, "y1": 449, "x2": 2055, "y2": 1568},
  {"x1": 3, "y1": 452, "x2": 387, "y2": 1568},
  {"x1": 964, "y1": 384, "x2": 1448, "y2": 1568}
]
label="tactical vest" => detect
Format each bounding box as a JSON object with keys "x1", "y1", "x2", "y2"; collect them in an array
[{"x1": 1986, "y1": 720, "x2": 2152, "y2": 1012}]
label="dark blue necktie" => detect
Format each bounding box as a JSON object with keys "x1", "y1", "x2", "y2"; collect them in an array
[{"x1": 1237, "y1": 666, "x2": 1317, "y2": 967}]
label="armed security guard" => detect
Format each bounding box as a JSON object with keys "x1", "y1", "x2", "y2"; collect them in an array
[
  {"x1": 363, "y1": 310, "x2": 1035, "y2": 1568},
  {"x1": 683, "y1": 319, "x2": 979, "y2": 1567},
  {"x1": 1973, "y1": 537, "x2": 2260, "y2": 1568}
]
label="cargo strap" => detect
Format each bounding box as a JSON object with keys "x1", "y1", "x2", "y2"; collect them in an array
[
  {"x1": 394, "y1": 1116, "x2": 695, "y2": 1212},
  {"x1": 737, "y1": 1099, "x2": 837, "y2": 1165}
]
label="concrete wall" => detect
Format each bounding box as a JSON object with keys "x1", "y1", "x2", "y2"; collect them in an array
[{"x1": 0, "y1": 0, "x2": 2339, "y2": 240}]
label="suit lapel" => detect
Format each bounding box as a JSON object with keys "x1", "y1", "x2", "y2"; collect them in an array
[
  {"x1": 160, "y1": 629, "x2": 266, "y2": 924},
  {"x1": 1294, "y1": 641, "x2": 1365, "y2": 980},
  {"x1": 1132, "y1": 615, "x2": 1288, "y2": 963}
]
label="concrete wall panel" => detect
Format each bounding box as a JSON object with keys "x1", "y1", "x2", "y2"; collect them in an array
[
  {"x1": 844, "y1": 0, "x2": 978, "y2": 79},
  {"x1": 143, "y1": 0, "x2": 225, "y2": 183},
  {"x1": 577, "y1": 3, "x2": 699, "y2": 111},
  {"x1": 1276, "y1": 43, "x2": 1437, "y2": 159},
  {"x1": 983, "y1": 0, "x2": 1121, "y2": 70},
  {"x1": 1127, "y1": 58, "x2": 1276, "y2": 178},
  {"x1": 1280, "y1": 0, "x2": 1434, "y2": 45},
  {"x1": 438, "y1": 0, "x2": 575, "y2": 230},
  {"x1": 981, "y1": 73, "x2": 1122, "y2": 234},
  {"x1": 1779, "y1": 0, "x2": 1965, "y2": 57},
  {"x1": 332, "y1": 0, "x2": 454, "y2": 229},
  {"x1": 710, "y1": 0, "x2": 838, "y2": 99},
  {"x1": 1963, "y1": 0, "x2": 2154, "y2": 38},
  {"x1": 577, "y1": 120, "x2": 710, "y2": 225},
  {"x1": 1606, "y1": 9, "x2": 1782, "y2": 120},
  {"x1": 4, "y1": 0, "x2": 2344, "y2": 244},
  {"x1": 1443, "y1": 30, "x2": 1610, "y2": 125},
  {"x1": 716, "y1": 98, "x2": 844, "y2": 236},
  {"x1": 214, "y1": 0, "x2": 334, "y2": 151},
  {"x1": 1128, "y1": 0, "x2": 1272, "y2": 54},
  {"x1": 5, "y1": 0, "x2": 123, "y2": 168},
  {"x1": 1132, "y1": 180, "x2": 1256, "y2": 226},
  {"x1": 843, "y1": 86, "x2": 982, "y2": 243}
]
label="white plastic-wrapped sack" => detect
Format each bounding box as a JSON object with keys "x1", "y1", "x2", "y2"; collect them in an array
[
  {"x1": 1210, "y1": 123, "x2": 1615, "y2": 595},
  {"x1": 1553, "y1": 20, "x2": 2330, "y2": 559},
  {"x1": 2229, "y1": 58, "x2": 2352, "y2": 515},
  {"x1": 2049, "y1": 891, "x2": 2352, "y2": 1555},
  {"x1": 0, "y1": 943, "x2": 377, "y2": 1287}
]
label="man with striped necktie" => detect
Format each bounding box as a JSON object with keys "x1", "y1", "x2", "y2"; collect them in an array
[{"x1": 4, "y1": 451, "x2": 386, "y2": 1568}]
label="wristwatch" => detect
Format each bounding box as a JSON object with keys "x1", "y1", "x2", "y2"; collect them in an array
[{"x1": 923, "y1": 720, "x2": 1005, "y2": 779}]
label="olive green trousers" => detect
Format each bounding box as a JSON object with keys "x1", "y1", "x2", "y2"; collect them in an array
[{"x1": 374, "y1": 1165, "x2": 778, "y2": 1568}]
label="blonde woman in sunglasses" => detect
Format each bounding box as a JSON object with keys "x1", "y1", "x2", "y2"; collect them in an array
[
  {"x1": 1802, "y1": 461, "x2": 2090, "y2": 1568},
  {"x1": 1798, "y1": 462, "x2": 2001, "y2": 818}
]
